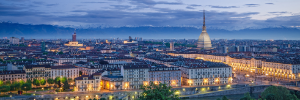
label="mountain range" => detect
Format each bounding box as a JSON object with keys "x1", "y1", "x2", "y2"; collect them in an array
[{"x1": 1, "y1": 22, "x2": 300, "y2": 40}]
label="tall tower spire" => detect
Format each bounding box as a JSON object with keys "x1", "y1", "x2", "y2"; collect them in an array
[
  {"x1": 72, "y1": 29, "x2": 77, "y2": 42},
  {"x1": 202, "y1": 10, "x2": 206, "y2": 32}
]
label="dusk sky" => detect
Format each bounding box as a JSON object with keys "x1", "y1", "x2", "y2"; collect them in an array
[{"x1": 1, "y1": 0, "x2": 300, "y2": 39}]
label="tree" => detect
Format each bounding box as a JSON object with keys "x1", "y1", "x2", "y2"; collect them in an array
[
  {"x1": 54, "y1": 77, "x2": 61, "y2": 84},
  {"x1": 5, "y1": 80, "x2": 11, "y2": 85},
  {"x1": 61, "y1": 77, "x2": 67, "y2": 83},
  {"x1": 40, "y1": 79, "x2": 46, "y2": 85},
  {"x1": 265, "y1": 94, "x2": 275, "y2": 100},
  {"x1": 21, "y1": 83, "x2": 32, "y2": 93},
  {"x1": 100, "y1": 98, "x2": 106, "y2": 100},
  {"x1": 26, "y1": 79, "x2": 32, "y2": 84},
  {"x1": 0, "y1": 85, "x2": 10, "y2": 94},
  {"x1": 58, "y1": 51, "x2": 63, "y2": 55},
  {"x1": 261, "y1": 86, "x2": 298, "y2": 100},
  {"x1": 296, "y1": 91, "x2": 300, "y2": 99},
  {"x1": 19, "y1": 80, "x2": 25, "y2": 85},
  {"x1": 138, "y1": 81, "x2": 179, "y2": 100},
  {"x1": 240, "y1": 92, "x2": 254, "y2": 100},
  {"x1": 216, "y1": 98, "x2": 221, "y2": 100},
  {"x1": 47, "y1": 78, "x2": 54, "y2": 84},
  {"x1": 63, "y1": 80, "x2": 70, "y2": 90},
  {"x1": 10, "y1": 82, "x2": 22, "y2": 91},
  {"x1": 222, "y1": 96, "x2": 229, "y2": 100},
  {"x1": 33, "y1": 79, "x2": 40, "y2": 86},
  {"x1": 0, "y1": 80, "x2": 3, "y2": 86}
]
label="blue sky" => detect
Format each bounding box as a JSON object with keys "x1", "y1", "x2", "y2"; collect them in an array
[{"x1": 0, "y1": 0, "x2": 300, "y2": 30}]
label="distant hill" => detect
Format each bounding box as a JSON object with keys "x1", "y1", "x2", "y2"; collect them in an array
[{"x1": 0, "y1": 22, "x2": 300, "y2": 40}]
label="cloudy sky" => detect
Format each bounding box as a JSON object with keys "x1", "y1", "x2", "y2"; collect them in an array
[{"x1": 1, "y1": 0, "x2": 300, "y2": 30}]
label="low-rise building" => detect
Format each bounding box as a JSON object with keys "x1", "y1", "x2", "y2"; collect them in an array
[
  {"x1": 0, "y1": 70, "x2": 26, "y2": 82},
  {"x1": 75, "y1": 71, "x2": 104, "y2": 92},
  {"x1": 24, "y1": 65, "x2": 51, "y2": 80}
]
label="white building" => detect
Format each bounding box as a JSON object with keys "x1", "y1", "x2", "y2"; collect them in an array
[
  {"x1": 149, "y1": 66, "x2": 181, "y2": 87},
  {"x1": 54, "y1": 55, "x2": 87, "y2": 65},
  {"x1": 121, "y1": 64, "x2": 149, "y2": 90},
  {"x1": 51, "y1": 65, "x2": 79, "y2": 79}
]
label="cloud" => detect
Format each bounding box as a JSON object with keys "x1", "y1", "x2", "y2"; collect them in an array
[
  {"x1": 186, "y1": 6, "x2": 195, "y2": 9},
  {"x1": 81, "y1": 2, "x2": 107, "y2": 3},
  {"x1": 190, "y1": 4, "x2": 201, "y2": 7},
  {"x1": 46, "y1": 4, "x2": 59, "y2": 7},
  {"x1": 268, "y1": 11, "x2": 288, "y2": 15},
  {"x1": 244, "y1": 4, "x2": 259, "y2": 7},
  {"x1": 129, "y1": 0, "x2": 183, "y2": 9},
  {"x1": 210, "y1": 6, "x2": 238, "y2": 9},
  {"x1": 111, "y1": 5, "x2": 131, "y2": 10},
  {"x1": 265, "y1": 3, "x2": 274, "y2": 5}
]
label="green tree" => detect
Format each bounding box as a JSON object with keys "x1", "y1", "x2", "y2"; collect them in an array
[
  {"x1": 222, "y1": 96, "x2": 229, "y2": 100},
  {"x1": 26, "y1": 79, "x2": 32, "y2": 84},
  {"x1": 33, "y1": 79, "x2": 40, "y2": 86},
  {"x1": 21, "y1": 83, "x2": 32, "y2": 93},
  {"x1": 99, "y1": 98, "x2": 106, "y2": 100},
  {"x1": 61, "y1": 77, "x2": 67, "y2": 83},
  {"x1": 5, "y1": 80, "x2": 11, "y2": 85},
  {"x1": 54, "y1": 77, "x2": 61, "y2": 84},
  {"x1": 138, "y1": 81, "x2": 179, "y2": 100},
  {"x1": 240, "y1": 92, "x2": 254, "y2": 100},
  {"x1": 19, "y1": 80, "x2": 25, "y2": 85},
  {"x1": 47, "y1": 78, "x2": 54, "y2": 84},
  {"x1": 63, "y1": 80, "x2": 70, "y2": 90},
  {"x1": 296, "y1": 91, "x2": 300, "y2": 99},
  {"x1": 10, "y1": 82, "x2": 22, "y2": 91},
  {"x1": 216, "y1": 98, "x2": 221, "y2": 100},
  {"x1": 0, "y1": 85, "x2": 10, "y2": 94},
  {"x1": 40, "y1": 79, "x2": 46, "y2": 85},
  {"x1": 0, "y1": 80, "x2": 3, "y2": 86},
  {"x1": 58, "y1": 51, "x2": 63, "y2": 54},
  {"x1": 265, "y1": 94, "x2": 275, "y2": 100},
  {"x1": 261, "y1": 86, "x2": 298, "y2": 100}
]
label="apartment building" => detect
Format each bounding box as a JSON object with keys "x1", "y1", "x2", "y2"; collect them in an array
[
  {"x1": 122, "y1": 64, "x2": 149, "y2": 90},
  {"x1": 51, "y1": 65, "x2": 79, "y2": 79},
  {"x1": 149, "y1": 66, "x2": 181, "y2": 87},
  {"x1": 173, "y1": 59, "x2": 232, "y2": 86},
  {"x1": 75, "y1": 71, "x2": 104, "y2": 92},
  {"x1": 24, "y1": 65, "x2": 51, "y2": 80},
  {"x1": 0, "y1": 70, "x2": 26, "y2": 82}
]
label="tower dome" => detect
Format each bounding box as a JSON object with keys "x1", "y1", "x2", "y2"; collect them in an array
[{"x1": 197, "y1": 10, "x2": 212, "y2": 50}]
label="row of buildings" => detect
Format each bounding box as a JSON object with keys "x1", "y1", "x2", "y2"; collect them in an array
[{"x1": 168, "y1": 52, "x2": 300, "y2": 80}]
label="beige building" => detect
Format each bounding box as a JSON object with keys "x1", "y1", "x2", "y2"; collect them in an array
[
  {"x1": 168, "y1": 52, "x2": 300, "y2": 80},
  {"x1": 75, "y1": 71, "x2": 104, "y2": 92},
  {"x1": 173, "y1": 59, "x2": 232, "y2": 86},
  {"x1": 0, "y1": 70, "x2": 26, "y2": 82},
  {"x1": 24, "y1": 65, "x2": 52, "y2": 80}
]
